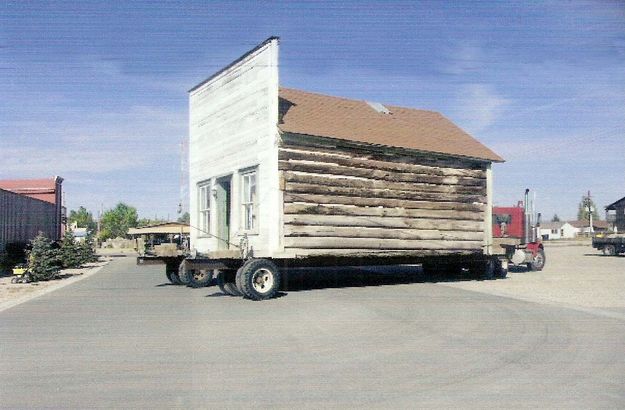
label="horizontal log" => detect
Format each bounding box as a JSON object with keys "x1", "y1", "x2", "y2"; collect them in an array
[
  {"x1": 282, "y1": 171, "x2": 482, "y2": 195},
  {"x1": 278, "y1": 148, "x2": 485, "y2": 178},
  {"x1": 284, "y1": 237, "x2": 484, "y2": 250},
  {"x1": 284, "y1": 203, "x2": 484, "y2": 221},
  {"x1": 284, "y1": 225, "x2": 484, "y2": 241},
  {"x1": 281, "y1": 248, "x2": 482, "y2": 257},
  {"x1": 280, "y1": 134, "x2": 488, "y2": 169},
  {"x1": 284, "y1": 182, "x2": 486, "y2": 204},
  {"x1": 284, "y1": 214, "x2": 484, "y2": 231},
  {"x1": 279, "y1": 160, "x2": 485, "y2": 187},
  {"x1": 284, "y1": 193, "x2": 486, "y2": 212}
]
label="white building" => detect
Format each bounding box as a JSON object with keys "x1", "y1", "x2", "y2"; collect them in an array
[
  {"x1": 539, "y1": 222, "x2": 578, "y2": 240},
  {"x1": 186, "y1": 37, "x2": 502, "y2": 258}
]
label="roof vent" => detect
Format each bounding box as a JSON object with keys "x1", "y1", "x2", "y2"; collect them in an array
[{"x1": 366, "y1": 101, "x2": 391, "y2": 114}]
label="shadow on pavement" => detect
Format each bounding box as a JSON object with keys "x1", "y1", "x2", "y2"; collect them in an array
[
  {"x1": 278, "y1": 265, "x2": 504, "y2": 293},
  {"x1": 583, "y1": 253, "x2": 625, "y2": 258},
  {"x1": 166, "y1": 265, "x2": 512, "y2": 297}
]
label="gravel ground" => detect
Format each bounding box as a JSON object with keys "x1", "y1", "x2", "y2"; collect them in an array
[
  {"x1": 443, "y1": 243, "x2": 625, "y2": 318},
  {"x1": 0, "y1": 258, "x2": 112, "y2": 312}
]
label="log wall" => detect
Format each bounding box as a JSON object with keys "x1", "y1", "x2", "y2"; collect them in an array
[{"x1": 279, "y1": 134, "x2": 489, "y2": 257}]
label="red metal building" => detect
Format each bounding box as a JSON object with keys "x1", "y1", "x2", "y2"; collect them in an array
[{"x1": 0, "y1": 176, "x2": 65, "y2": 241}]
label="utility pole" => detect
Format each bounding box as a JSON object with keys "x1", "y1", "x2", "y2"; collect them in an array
[{"x1": 587, "y1": 190, "x2": 594, "y2": 235}]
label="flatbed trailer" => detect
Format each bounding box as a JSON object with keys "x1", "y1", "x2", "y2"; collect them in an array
[{"x1": 138, "y1": 249, "x2": 508, "y2": 300}]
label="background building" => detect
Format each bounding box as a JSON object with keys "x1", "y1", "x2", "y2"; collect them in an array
[
  {"x1": 0, "y1": 177, "x2": 65, "y2": 267},
  {"x1": 0, "y1": 176, "x2": 65, "y2": 241}
]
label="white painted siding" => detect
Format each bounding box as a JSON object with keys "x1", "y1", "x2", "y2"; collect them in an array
[{"x1": 188, "y1": 39, "x2": 280, "y2": 256}]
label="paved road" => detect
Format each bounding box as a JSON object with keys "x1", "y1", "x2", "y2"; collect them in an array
[{"x1": 1, "y1": 257, "x2": 624, "y2": 409}]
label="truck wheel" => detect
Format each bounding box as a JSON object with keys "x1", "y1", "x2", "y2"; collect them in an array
[
  {"x1": 528, "y1": 249, "x2": 546, "y2": 271},
  {"x1": 217, "y1": 270, "x2": 243, "y2": 296},
  {"x1": 237, "y1": 259, "x2": 281, "y2": 300},
  {"x1": 166, "y1": 270, "x2": 182, "y2": 285},
  {"x1": 603, "y1": 245, "x2": 616, "y2": 256},
  {"x1": 178, "y1": 262, "x2": 191, "y2": 285},
  {"x1": 187, "y1": 269, "x2": 213, "y2": 288},
  {"x1": 494, "y1": 259, "x2": 508, "y2": 279}
]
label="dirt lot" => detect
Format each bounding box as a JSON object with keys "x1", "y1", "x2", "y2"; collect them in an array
[
  {"x1": 443, "y1": 243, "x2": 625, "y2": 318},
  {"x1": 0, "y1": 257, "x2": 112, "y2": 312}
]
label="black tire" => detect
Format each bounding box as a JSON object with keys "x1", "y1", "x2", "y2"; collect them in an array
[
  {"x1": 166, "y1": 270, "x2": 182, "y2": 285},
  {"x1": 217, "y1": 270, "x2": 243, "y2": 296},
  {"x1": 528, "y1": 249, "x2": 546, "y2": 271},
  {"x1": 236, "y1": 259, "x2": 281, "y2": 301},
  {"x1": 494, "y1": 259, "x2": 508, "y2": 279},
  {"x1": 469, "y1": 258, "x2": 495, "y2": 280},
  {"x1": 178, "y1": 261, "x2": 191, "y2": 285},
  {"x1": 603, "y1": 245, "x2": 616, "y2": 256},
  {"x1": 187, "y1": 269, "x2": 213, "y2": 288},
  {"x1": 235, "y1": 263, "x2": 245, "y2": 294}
]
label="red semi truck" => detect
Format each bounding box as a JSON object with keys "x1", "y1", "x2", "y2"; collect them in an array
[{"x1": 492, "y1": 189, "x2": 546, "y2": 271}]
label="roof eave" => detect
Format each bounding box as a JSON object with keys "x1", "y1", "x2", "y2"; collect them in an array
[
  {"x1": 188, "y1": 36, "x2": 279, "y2": 93},
  {"x1": 278, "y1": 130, "x2": 504, "y2": 163}
]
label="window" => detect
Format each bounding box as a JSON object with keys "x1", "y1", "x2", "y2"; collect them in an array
[
  {"x1": 241, "y1": 169, "x2": 257, "y2": 231},
  {"x1": 198, "y1": 182, "x2": 211, "y2": 235},
  {"x1": 494, "y1": 214, "x2": 511, "y2": 225}
]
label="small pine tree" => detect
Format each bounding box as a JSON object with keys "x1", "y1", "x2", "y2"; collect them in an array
[
  {"x1": 79, "y1": 234, "x2": 98, "y2": 264},
  {"x1": 27, "y1": 233, "x2": 61, "y2": 281},
  {"x1": 60, "y1": 230, "x2": 82, "y2": 268}
]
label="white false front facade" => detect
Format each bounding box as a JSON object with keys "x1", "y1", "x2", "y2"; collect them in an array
[{"x1": 188, "y1": 38, "x2": 282, "y2": 257}]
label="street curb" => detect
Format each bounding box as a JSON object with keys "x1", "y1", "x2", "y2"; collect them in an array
[{"x1": 0, "y1": 259, "x2": 112, "y2": 313}]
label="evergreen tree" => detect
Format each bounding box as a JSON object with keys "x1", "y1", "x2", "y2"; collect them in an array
[
  {"x1": 79, "y1": 234, "x2": 98, "y2": 264},
  {"x1": 577, "y1": 195, "x2": 600, "y2": 221},
  {"x1": 60, "y1": 230, "x2": 82, "y2": 268},
  {"x1": 27, "y1": 233, "x2": 61, "y2": 281},
  {"x1": 551, "y1": 214, "x2": 560, "y2": 222}
]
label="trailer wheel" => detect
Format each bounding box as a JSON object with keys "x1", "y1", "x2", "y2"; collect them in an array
[
  {"x1": 166, "y1": 270, "x2": 182, "y2": 285},
  {"x1": 217, "y1": 270, "x2": 243, "y2": 296},
  {"x1": 187, "y1": 269, "x2": 213, "y2": 288},
  {"x1": 603, "y1": 245, "x2": 616, "y2": 256},
  {"x1": 178, "y1": 262, "x2": 191, "y2": 285},
  {"x1": 494, "y1": 259, "x2": 508, "y2": 279},
  {"x1": 469, "y1": 259, "x2": 495, "y2": 280},
  {"x1": 528, "y1": 249, "x2": 546, "y2": 271},
  {"x1": 237, "y1": 259, "x2": 281, "y2": 301}
]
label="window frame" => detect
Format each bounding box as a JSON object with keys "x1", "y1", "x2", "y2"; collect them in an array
[
  {"x1": 240, "y1": 167, "x2": 258, "y2": 234},
  {"x1": 197, "y1": 180, "x2": 211, "y2": 237}
]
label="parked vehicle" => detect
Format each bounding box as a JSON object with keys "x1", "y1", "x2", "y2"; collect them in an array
[
  {"x1": 492, "y1": 189, "x2": 545, "y2": 271},
  {"x1": 592, "y1": 234, "x2": 625, "y2": 256}
]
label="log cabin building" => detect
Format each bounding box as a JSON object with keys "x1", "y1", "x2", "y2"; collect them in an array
[{"x1": 188, "y1": 37, "x2": 503, "y2": 261}]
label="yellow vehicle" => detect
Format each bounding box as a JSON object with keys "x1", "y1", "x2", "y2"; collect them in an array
[{"x1": 11, "y1": 264, "x2": 31, "y2": 283}]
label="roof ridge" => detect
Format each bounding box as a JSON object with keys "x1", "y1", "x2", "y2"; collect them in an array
[{"x1": 279, "y1": 87, "x2": 440, "y2": 115}]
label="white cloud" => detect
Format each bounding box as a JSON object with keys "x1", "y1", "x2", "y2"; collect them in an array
[{"x1": 451, "y1": 83, "x2": 510, "y2": 134}]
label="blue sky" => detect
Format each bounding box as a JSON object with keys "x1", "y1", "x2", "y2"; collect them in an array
[{"x1": 1, "y1": 0, "x2": 623, "y2": 221}]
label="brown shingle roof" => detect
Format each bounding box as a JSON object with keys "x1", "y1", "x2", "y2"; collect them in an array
[{"x1": 278, "y1": 88, "x2": 503, "y2": 162}]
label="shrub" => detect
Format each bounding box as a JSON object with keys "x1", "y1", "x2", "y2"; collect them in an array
[
  {"x1": 78, "y1": 234, "x2": 98, "y2": 264},
  {"x1": 27, "y1": 233, "x2": 61, "y2": 281},
  {"x1": 60, "y1": 230, "x2": 82, "y2": 268}
]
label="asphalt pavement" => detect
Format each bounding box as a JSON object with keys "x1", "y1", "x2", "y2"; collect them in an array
[{"x1": 1, "y1": 256, "x2": 624, "y2": 409}]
